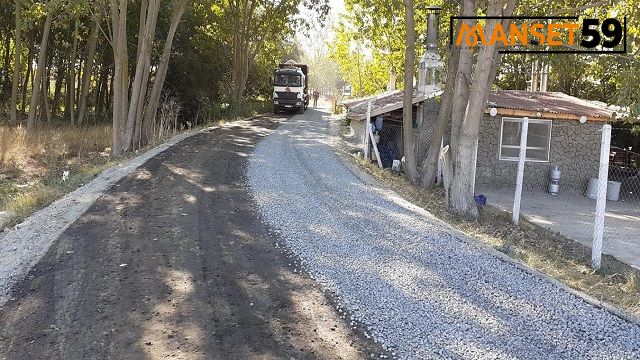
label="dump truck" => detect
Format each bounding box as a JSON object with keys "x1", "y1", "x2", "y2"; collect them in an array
[{"x1": 272, "y1": 60, "x2": 309, "y2": 114}]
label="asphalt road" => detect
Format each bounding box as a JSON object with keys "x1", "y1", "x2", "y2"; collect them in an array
[{"x1": 0, "y1": 114, "x2": 382, "y2": 359}]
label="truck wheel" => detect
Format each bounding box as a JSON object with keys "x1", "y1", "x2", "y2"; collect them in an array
[
  {"x1": 298, "y1": 105, "x2": 305, "y2": 114},
  {"x1": 273, "y1": 106, "x2": 279, "y2": 114}
]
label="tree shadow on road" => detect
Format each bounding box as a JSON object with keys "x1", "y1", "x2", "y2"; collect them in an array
[{"x1": 0, "y1": 116, "x2": 383, "y2": 360}]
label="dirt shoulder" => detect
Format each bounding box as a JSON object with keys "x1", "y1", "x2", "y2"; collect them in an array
[{"x1": 0, "y1": 115, "x2": 384, "y2": 359}]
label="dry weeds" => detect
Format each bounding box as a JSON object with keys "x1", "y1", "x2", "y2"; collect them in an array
[{"x1": 0, "y1": 125, "x2": 115, "y2": 226}]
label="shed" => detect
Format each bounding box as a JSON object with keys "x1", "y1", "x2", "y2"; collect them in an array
[
  {"x1": 343, "y1": 88, "x2": 616, "y2": 194},
  {"x1": 343, "y1": 86, "x2": 441, "y2": 167}
]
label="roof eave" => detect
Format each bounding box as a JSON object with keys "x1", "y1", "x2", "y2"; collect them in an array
[
  {"x1": 485, "y1": 107, "x2": 612, "y2": 122},
  {"x1": 346, "y1": 88, "x2": 442, "y2": 121}
]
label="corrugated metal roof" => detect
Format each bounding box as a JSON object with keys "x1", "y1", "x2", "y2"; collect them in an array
[
  {"x1": 343, "y1": 86, "x2": 441, "y2": 121},
  {"x1": 488, "y1": 90, "x2": 614, "y2": 119},
  {"x1": 345, "y1": 89, "x2": 616, "y2": 121}
]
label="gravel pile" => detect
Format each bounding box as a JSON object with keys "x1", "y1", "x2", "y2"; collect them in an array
[{"x1": 247, "y1": 111, "x2": 640, "y2": 359}]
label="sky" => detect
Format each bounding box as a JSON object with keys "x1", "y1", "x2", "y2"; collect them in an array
[
  {"x1": 297, "y1": 0, "x2": 345, "y2": 57},
  {"x1": 330, "y1": 0, "x2": 345, "y2": 15}
]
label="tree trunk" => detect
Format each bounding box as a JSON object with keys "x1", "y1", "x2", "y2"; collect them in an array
[
  {"x1": 420, "y1": 45, "x2": 460, "y2": 187},
  {"x1": 448, "y1": 0, "x2": 476, "y2": 169},
  {"x1": 124, "y1": 0, "x2": 160, "y2": 151},
  {"x1": 448, "y1": 0, "x2": 509, "y2": 218},
  {"x1": 41, "y1": 66, "x2": 52, "y2": 123},
  {"x1": 402, "y1": 0, "x2": 418, "y2": 183},
  {"x1": 230, "y1": 0, "x2": 255, "y2": 108},
  {"x1": 106, "y1": 68, "x2": 113, "y2": 116},
  {"x1": 231, "y1": 35, "x2": 250, "y2": 107},
  {"x1": 142, "y1": 0, "x2": 189, "y2": 143},
  {"x1": 110, "y1": 0, "x2": 128, "y2": 156},
  {"x1": 43, "y1": 67, "x2": 51, "y2": 123},
  {"x1": 422, "y1": 0, "x2": 475, "y2": 187},
  {"x1": 77, "y1": 14, "x2": 101, "y2": 126},
  {"x1": 95, "y1": 60, "x2": 108, "y2": 119},
  {"x1": 2, "y1": 30, "x2": 12, "y2": 96},
  {"x1": 51, "y1": 54, "x2": 65, "y2": 119},
  {"x1": 27, "y1": 13, "x2": 53, "y2": 132},
  {"x1": 21, "y1": 30, "x2": 35, "y2": 116},
  {"x1": 76, "y1": 57, "x2": 82, "y2": 101},
  {"x1": 10, "y1": 0, "x2": 21, "y2": 123},
  {"x1": 133, "y1": 4, "x2": 155, "y2": 149},
  {"x1": 68, "y1": 20, "x2": 78, "y2": 125}
]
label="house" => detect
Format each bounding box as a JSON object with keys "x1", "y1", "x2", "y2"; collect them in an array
[
  {"x1": 477, "y1": 90, "x2": 615, "y2": 193},
  {"x1": 344, "y1": 89, "x2": 617, "y2": 194}
]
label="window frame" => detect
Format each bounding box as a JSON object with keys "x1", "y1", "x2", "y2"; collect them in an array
[{"x1": 498, "y1": 117, "x2": 552, "y2": 163}]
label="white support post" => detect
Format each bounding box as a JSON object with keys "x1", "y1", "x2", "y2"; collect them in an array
[
  {"x1": 436, "y1": 137, "x2": 443, "y2": 185},
  {"x1": 368, "y1": 124, "x2": 383, "y2": 168},
  {"x1": 592, "y1": 124, "x2": 612, "y2": 270},
  {"x1": 364, "y1": 101, "x2": 372, "y2": 161},
  {"x1": 512, "y1": 117, "x2": 529, "y2": 225}
]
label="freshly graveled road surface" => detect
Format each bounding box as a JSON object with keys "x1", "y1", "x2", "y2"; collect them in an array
[
  {"x1": 0, "y1": 116, "x2": 383, "y2": 359},
  {"x1": 248, "y1": 109, "x2": 640, "y2": 360}
]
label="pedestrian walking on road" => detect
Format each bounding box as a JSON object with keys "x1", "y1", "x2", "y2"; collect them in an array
[{"x1": 312, "y1": 90, "x2": 319, "y2": 108}]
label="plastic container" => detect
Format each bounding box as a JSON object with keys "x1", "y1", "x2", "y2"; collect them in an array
[
  {"x1": 586, "y1": 178, "x2": 622, "y2": 201},
  {"x1": 586, "y1": 178, "x2": 599, "y2": 199},
  {"x1": 607, "y1": 181, "x2": 621, "y2": 201}
]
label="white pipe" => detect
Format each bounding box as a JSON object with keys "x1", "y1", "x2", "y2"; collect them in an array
[
  {"x1": 512, "y1": 117, "x2": 529, "y2": 225},
  {"x1": 364, "y1": 101, "x2": 371, "y2": 160},
  {"x1": 592, "y1": 124, "x2": 612, "y2": 269}
]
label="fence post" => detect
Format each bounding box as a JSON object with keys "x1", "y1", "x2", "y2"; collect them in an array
[
  {"x1": 512, "y1": 117, "x2": 529, "y2": 225},
  {"x1": 592, "y1": 124, "x2": 612, "y2": 270}
]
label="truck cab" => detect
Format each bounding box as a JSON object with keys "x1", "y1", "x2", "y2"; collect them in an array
[{"x1": 272, "y1": 61, "x2": 309, "y2": 114}]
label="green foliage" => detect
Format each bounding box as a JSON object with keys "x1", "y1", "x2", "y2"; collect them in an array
[
  {"x1": 496, "y1": 0, "x2": 640, "y2": 125},
  {"x1": 163, "y1": 0, "x2": 316, "y2": 119},
  {"x1": 331, "y1": 0, "x2": 639, "y2": 127},
  {"x1": 328, "y1": 0, "x2": 449, "y2": 97},
  {"x1": 0, "y1": 0, "x2": 326, "y2": 125}
]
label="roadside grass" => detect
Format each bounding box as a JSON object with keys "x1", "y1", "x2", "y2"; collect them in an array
[
  {"x1": 0, "y1": 99, "x2": 274, "y2": 230},
  {"x1": 0, "y1": 125, "x2": 117, "y2": 228},
  {"x1": 352, "y1": 157, "x2": 640, "y2": 318}
]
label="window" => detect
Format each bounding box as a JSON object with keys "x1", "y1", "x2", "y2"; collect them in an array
[
  {"x1": 274, "y1": 74, "x2": 302, "y2": 87},
  {"x1": 499, "y1": 117, "x2": 552, "y2": 162}
]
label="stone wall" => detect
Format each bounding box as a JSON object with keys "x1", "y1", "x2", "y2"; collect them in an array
[{"x1": 475, "y1": 114, "x2": 602, "y2": 193}]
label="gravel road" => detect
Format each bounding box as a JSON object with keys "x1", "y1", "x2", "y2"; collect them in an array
[
  {"x1": 248, "y1": 109, "x2": 640, "y2": 360},
  {"x1": 0, "y1": 116, "x2": 383, "y2": 359}
]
